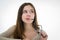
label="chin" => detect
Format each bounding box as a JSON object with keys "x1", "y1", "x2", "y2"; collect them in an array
[
  {"x1": 23, "y1": 20, "x2": 33, "y2": 24},
  {"x1": 26, "y1": 22, "x2": 32, "y2": 24},
  {"x1": 25, "y1": 21, "x2": 33, "y2": 24}
]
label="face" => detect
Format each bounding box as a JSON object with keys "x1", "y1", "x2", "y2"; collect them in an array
[{"x1": 22, "y1": 5, "x2": 35, "y2": 24}]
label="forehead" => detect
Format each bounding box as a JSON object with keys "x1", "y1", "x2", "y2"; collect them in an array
[{"x1": 23, "y1": 5, "x2": 34, "y2": 10}]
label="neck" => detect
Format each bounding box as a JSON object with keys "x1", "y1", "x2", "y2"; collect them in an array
[{"x1": 24, "y1": 23, "x2": 35, "y2": 32}]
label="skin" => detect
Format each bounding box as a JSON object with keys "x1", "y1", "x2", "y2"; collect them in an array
[
  {"x1": 0, "y1": 5, "x2": 48, "y2": 40},
  {"x1": 22, "y1": 5, "x2": 37, "y2": 40},
  {"x1": 22, "y1": 5, "x2": 48, "y2": 40},
  {"x1": 22, "y1": 5, "x2": 35, "y2": 31},
  {"x1": 22, "y1": 5, "x2": 35, "y2": 24}
]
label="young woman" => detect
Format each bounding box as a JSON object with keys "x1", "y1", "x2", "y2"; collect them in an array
[{"x1": 0, "y1": 3, "x2": 48, "y2": 40}]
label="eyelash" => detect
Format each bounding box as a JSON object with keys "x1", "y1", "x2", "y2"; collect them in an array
[
  {"x1": 23, "y1": 10, "x2": 27, "y2": 13},
  {"x1": 31, "y1": 11, "x2": 34, "y2": 13},
  {"x1": 23, "y1": 10, "x2": 34, "y2": 13}
]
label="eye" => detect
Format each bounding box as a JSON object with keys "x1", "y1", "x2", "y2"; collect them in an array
[
  {"x1": 23, "y1": 10, "x2": 27, "y2": 13},
  {"x1": 30, "y1": 9, "x2": 34, "y2": 13},
  {"x1": 31, "y1": 10, "x2": 34, "y2": 13}
]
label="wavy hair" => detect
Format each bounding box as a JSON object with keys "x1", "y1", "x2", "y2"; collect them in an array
[{"x1": 13, "y1": 3, "x2": 40, "y2": 39}]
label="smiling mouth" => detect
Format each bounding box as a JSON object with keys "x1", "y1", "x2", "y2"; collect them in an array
[
  {"x1": 26, "y1": 18, "x2": 34, "y2": 20},
  {"x1": 26, "y1": 18, "x2": 30, "y2": 20}
]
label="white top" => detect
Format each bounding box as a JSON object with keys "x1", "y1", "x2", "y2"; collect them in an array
[
  {"x1": 0, "y1": 32, "x2": 41, "y2": 40},
  {"x1": 0, "y1": 25, "x2": 42, "y2": 40}
]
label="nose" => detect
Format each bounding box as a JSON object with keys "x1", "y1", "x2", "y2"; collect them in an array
[
  {"x1": 26, "y1": 11, "x2": 31, "y2": 17},
  {"x1": 26, "y1": 15, "x2": 31, "y2": 17}
]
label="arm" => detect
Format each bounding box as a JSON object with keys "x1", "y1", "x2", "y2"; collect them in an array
[{"x1": 0, "y1": 25, "x2": 16, "y2": 37}]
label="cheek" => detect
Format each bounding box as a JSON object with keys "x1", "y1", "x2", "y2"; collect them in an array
[
  {"x1": 22, "y1": 14, "x2": 26, "y2": 21},
  {"x1": 31, "y1": 14, "x2": 35, "y2": 19}
]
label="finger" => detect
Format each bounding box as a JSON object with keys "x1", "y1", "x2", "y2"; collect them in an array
[
  {"x1": 41, "y1": 30, "x2": 48, "y2": 38},
  {"x1": 41, "y1": 35, "x2": 48, "y2": 40},
  {"x1": 41, "y1": 33, "x2": 48, "y2": 38}
]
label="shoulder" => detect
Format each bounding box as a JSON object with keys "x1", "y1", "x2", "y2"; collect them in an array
[{"x1": 0, "y1": 25, "x2": 16, "y2": 38}]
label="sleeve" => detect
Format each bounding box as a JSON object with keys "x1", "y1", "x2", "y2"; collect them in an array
[
  {"x1": 0, "y1": 25, "x2": 16, "y2": 38},
  {"x1": 0, "y1": 36, "x2": 22, "y2": 40}
]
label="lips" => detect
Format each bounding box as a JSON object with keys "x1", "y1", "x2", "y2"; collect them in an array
[{"x1": 26, "y1": 18, "x2": 30, "y2": 20}]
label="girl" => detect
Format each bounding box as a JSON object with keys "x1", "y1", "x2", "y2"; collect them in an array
[{"x1": 0, "y1": 3, "x2": 48, "y2": 40}]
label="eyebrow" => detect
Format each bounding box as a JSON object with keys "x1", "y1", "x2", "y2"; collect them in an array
[
  {"x1": 30, "y1": 9, "x2": 34, "y2": 11},
  {"x1": 23, "y1": 8, "x2": 34, "y2": 12}
]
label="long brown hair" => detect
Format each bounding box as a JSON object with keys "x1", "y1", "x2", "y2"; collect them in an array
[{"x1": 13, "y1": 2, "x2": 40, "y2": 39}]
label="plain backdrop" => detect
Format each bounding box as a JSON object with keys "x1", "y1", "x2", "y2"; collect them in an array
[{"x1": 0, "y1": 0, "x2": 60, "y2": 40}]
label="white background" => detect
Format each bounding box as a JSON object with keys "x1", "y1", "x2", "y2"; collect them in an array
[{"x1": 0, "y1": 0, "x2": 60, "y2": 40}]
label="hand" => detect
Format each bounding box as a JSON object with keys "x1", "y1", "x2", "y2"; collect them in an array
[{"x1": 41, "y1": 30, "x2": 48, "y2": 40}]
